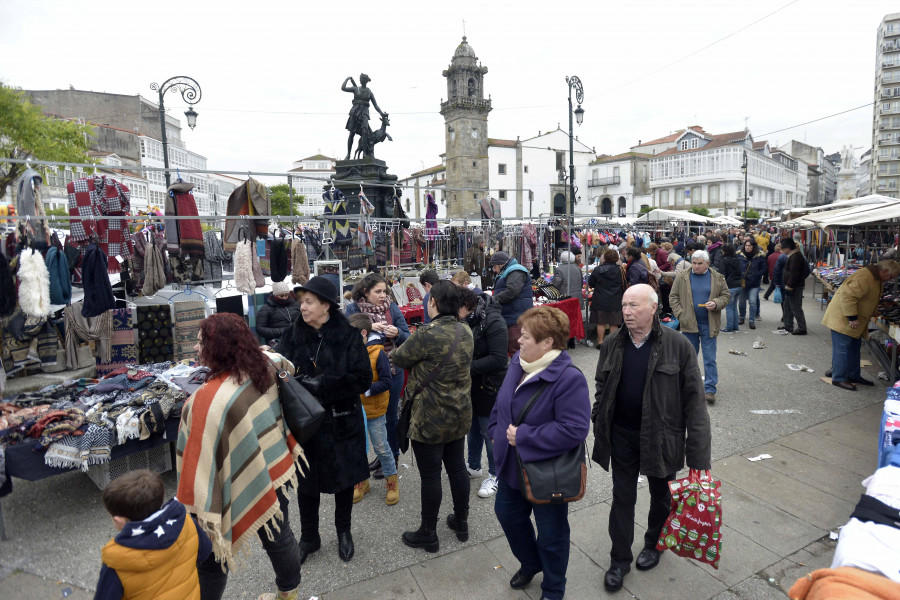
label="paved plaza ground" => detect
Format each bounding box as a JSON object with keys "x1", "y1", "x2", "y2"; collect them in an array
[{"x1": 0, "y1": 292, "x2": 889, "y2": 599}]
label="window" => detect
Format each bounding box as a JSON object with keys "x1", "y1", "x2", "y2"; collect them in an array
[
  {"x1": 690, "y1": 138, "x2": 699, "y2": 149},
  {"x1": 709, "y1": 185, "x2": 719, "y2": 202},
  {"x1": 498, "y1": 164, "x2": 507, "y2": 175},
  {"x1": 468, "y1": 78, "x2": 476, "y2": 97},
  {"x1": 613, "y1": 166, "x2": 620, "y2": 179},
  {"x1": 679, "y1": 140, "x2": 689, "y2": 151},
  {"x1": 675, "y1": 187, "x2": 684, "y2": 205},
  {"x1": 450, "y1": 79, "x2": 458, "y2": 99},
  {"x1": 660, "y1": 189, "x2": 669, "y2": 206},
  {"x1": 524, "y1": 166, "x2": 529, "y2": 173},
  {"x1": 556, "y1": 152, "x2": 565, "y2": 171},
  {"x1": 499, "y1": 190, "x2": 506, "y2": 199},
  {"x1": 692, "y1": 186, "x2": 702, "y2": 203},
  {"x1": 642, "y1": 165, "x2": 648, "y2": 183}
]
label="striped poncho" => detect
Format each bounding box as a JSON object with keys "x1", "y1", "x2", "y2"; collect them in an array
[{"x1": 176, "y1": 351, "x2": 305, "y2": 569}]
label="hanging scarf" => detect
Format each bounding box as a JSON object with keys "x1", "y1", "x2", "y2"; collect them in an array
[
  {"x1": 202, "y1": 230, "x2": 226, "y2": 283},
  {"x1": 17, "y1": 248, "x2": 51, "y2": 317},
  {"x1": 141, "y1": 239, "x2": 166, "y2": 297},
  {"x1": 270, "y1": 237, "x2": 288, "y2": 283},
  {"x1": 223, "y1": 179, "x2": 271, "y2": 252},
  {"x1": 165, "y1": 181, "x2": 206, "y2": 259},
  {"x1": 81, "y1": 243, "x2": 116, "y2": 318},
  {"x1": 324, "y1": 189, "x2": 351, "y2": 246},
  {"x1": 358, "y1": 191, "x2": 375, "y2": 249},
  {"x1": 66, "y1": 175, "x2": 132, "y2": 272},
  {"x1": 64, "y1": 302, "x2": 113, "y2": 369},
  {"x1": 234, "y1": 238, "x2": 256, "y2": 294},
  {"x1": 45, "y1": 246, "x2": 72, "y2": 305},
  {"x1": 291, "y1": 235, "x2": 310, "y2": 285},
  {"x1": 16, "y1": 169, "x2": 50, "y2": 247},
  {"x1": 356, "y1": 299, "x2": 397, "y2": 363},
  {"x1": 425, "y1": 192, "x2": 439, "y2": 240}
]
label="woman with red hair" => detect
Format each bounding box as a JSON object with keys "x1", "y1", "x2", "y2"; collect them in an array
[{"x1": 177, "y1": 312, "x2": 305, "y2": 600}]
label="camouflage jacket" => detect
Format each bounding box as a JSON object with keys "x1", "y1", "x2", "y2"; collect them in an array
[{"x1": 391, "y1": 315, "x2": 474, "y2": 444}]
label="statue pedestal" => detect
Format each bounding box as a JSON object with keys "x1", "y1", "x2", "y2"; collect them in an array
[
  {"x1": 332, "y1": 158, "x2": 398, "y2": 218},
  {"x1": 837, "y1": 168, "x2": 856, "y2": 202}
]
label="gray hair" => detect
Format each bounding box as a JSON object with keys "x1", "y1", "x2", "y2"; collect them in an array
[
  {"x1": 559, "y1": 251, "x2": 575, "y2": 264},
  {"x1": 696, "y1": 235, "x2": 707, "y2": 245},
  {"x1": 647, "y1": 287, "x2": 659, "y2": 306},
  {"x1": 691, "y1": 250, "x2": 710, "y2": 263}
]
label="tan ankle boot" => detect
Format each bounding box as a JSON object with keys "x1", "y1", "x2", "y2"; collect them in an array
[
  {"x1": 385, "y1": 474, "x2": 399, "y2": 505},
  {"x1": 353, "y1": 479, "x2": 370, "y2": 503},
  {"x1": 257, "y1": 586, "x2": 300, "y2": 600}
]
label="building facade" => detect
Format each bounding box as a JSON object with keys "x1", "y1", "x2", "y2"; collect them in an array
[
  {"x1": 776, "y1": 140, "x2": 835, "y2": 206},
  {"x1": 858, "y1": 148, "x2": 873, "y2": 197},
  {"x1": 287, "y1": 154, "x2": 336, "y2": 216},
  {"x1": 588, "y1": 152, "x2": 652, "y2": 217},
  {"x1": 873, "y1": 13, "x2": 900, "y2": 198}
]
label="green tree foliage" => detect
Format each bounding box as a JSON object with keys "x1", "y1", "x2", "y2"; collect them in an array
[
  {"x1": 45, "y1": 206, "x2": 68, "y2": 229},
  {"x1": 0, "y1": 83, "x2": 95, "y2": 195},
  {"x1": 268, "y1": 183, "x2": 305, "y2": 218},
  {"x1": 689, "y1": 206, "x2": 710, "y2": 217},
  {"x1": 637, "y1": 206, "x2": 652, "y2": 216},
  {"x1": 739, "y1": 209, "x2": 760, "y2": 220}
]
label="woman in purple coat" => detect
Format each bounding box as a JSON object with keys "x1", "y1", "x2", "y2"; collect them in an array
[{"x1": 488, "y1": 306, "x2": 591, "y2": 600}]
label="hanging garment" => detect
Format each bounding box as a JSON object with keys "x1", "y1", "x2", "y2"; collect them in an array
[
  {"x1": 173, "y1": 301, "x2": 206, "y2": 361},
  {"x1": 270, "y1": 237, "x2": 288, "y2": 283},
  {"x1": 202, "y1": 230, "x2": 225, "y2": 283},
  {"x1": 81, "y1": 243, "x2": 116, "y2": 318},
  {"x1": 141, "y1": 237, "x2": 166, "y2": 297},
  {"x1": 16, "y1": 168, "x2": 50, "y2": 247},
  {"x1": 223, "y1": 179, "x2": 271, "y2": 252},
  {"x1": 358, "y1": 191, "x2": 375, "y2": 249},
  {"x1": 17, "y1": 248, "x2": 51, "y2": 317},
  {"x1": 324, "y1": 189, "x2": 352, "y2": 246},
  {"x1": 215, "y1": 295, "x2": 244, "y2": 317},
  {"x1": 522, "y1": 224, "x2": 538, "y2": 267},
  {"x1": 291, "y1": 235, "x2": 310, "y2": 285},
  {"x1": 234, "y1": 239, "x2": 256, "y2": 294},
  {"x1": 425, "y1": 192, "x2": 439, "y2": 241},
  {"x1": 304, "y1": 228, "x2": 323, "y2": 260},
  {"x1": 165, "y1": 181, "x2": 206, "y2": 259},
  {"x1": 95, "y1": 308, "x2": 137, "y2": 376},
  {"x1": 0, "y1": 251, "x2": 14, "y2": 317},
  {"x1": 64, "y1": 302, "x2": 113, "y2": 369},
  {"x1": 136, "y1": 305, "x2": 174, "y2": 364},
  {"x1": 44, "y1": 246, "x2": 72, "y2": 305},
  {"x1": 66, "y1": 175, "x2": 133, "y2": 272}
]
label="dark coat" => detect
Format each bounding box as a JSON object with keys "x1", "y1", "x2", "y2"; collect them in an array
[
  {"x1": 82, "y1": 243, "x2": 116, "y2": 318},
  {"x1": 737, "y1": 250, "x2": 767, "y2": 289},
  {"x1": 492, "y1": 260, "x2": 534, "y2": 326},
  {"x1": 720, "y1": 255, "x2": 743, "y2": 289},
  {"x1": 591, "y1": 317, "x2": 711, "y2": 478},
  {"x1": 625, "y1": 258, "x2": 649, "y2": 287},
  {"x1": 257, "y1": 296, "x2": 301, "y2": 344},
  {"x1": 488, "y1": 351, "x2": 591, "y2": 491},
  {"x1": 391, "y1": 315, "x2": 474, "y2": 444},
  {"x1": 784, "y1": 251, "x2": 809, "y2": 289},
  {"x1": 278, "y1": 310, "x2": 372, "y2": 495},
  {"x1": 773, "y1": 253, "x2": 788, "y2": 287},
  {"x1": 466, "y1": 295, "x2": 509, "y2": 417},
  {"x1": 589, "y1": 262, "x2": 625, "y2": 312}
]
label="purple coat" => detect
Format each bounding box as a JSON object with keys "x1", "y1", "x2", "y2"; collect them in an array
[{"x1": 488, "y1": 351, "x2": 591, "y2": 491}]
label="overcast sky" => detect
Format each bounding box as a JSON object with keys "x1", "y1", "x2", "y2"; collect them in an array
[{"x1": 0, "y1": 0, "x2": 894, "y2": 183}]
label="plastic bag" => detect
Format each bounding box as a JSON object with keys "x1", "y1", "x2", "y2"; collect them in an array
[
  {"x1": 656, "y1": 469, "x2": 723, "y2": 569},
  {"x1": 773, "y1": 287, "x2": 783, "y2": 304}
]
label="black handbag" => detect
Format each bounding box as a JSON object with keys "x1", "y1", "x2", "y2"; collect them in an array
[
  {"x1": 396, "y1": 323, "x2": 463, "y2": 453},
  {"x1": 513, "y1": 379, "x2": 587, "y2": 505},
  {"x1": 267, "y1": 357, "x2": 325, "y2": 445}
]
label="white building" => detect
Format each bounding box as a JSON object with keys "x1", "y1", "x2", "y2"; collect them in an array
[
  {"x1": 858, "y1": 148, "x2": 873, "y2": 197},
  {"x1": 587, "y1": 152, "x2": 653, "y2": 217},
  {"x1": 288, "y1": 154, "x2": 336, "y2": 216},
  {"x1": 208, "y1": 173, "x2": 242, "y2": 216},
  {"x1": 138, "y1": 136, "x2": 209, "y2": 213},
  {"x1": 398, "y1": 128, "x2": 595, "y2": 220},
  {"x1": 872, "y1": 13, "x2": 900, "y2": 197}
]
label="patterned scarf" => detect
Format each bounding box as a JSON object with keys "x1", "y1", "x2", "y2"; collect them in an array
[{"x1": 357, "y1": 299, "x2": 397, "y2": 370}]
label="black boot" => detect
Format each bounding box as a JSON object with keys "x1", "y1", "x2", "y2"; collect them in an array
[
  {"x1": 372, "y1": 466, "x2": 385, "y2": 479},
  {"x1": 368, "y1": 457, "x2": 380, "y2": 471},
  {"x1": 338, "y1": 531, "x2": 354, "y2": 562},
  {"x1": 402, "y1": 524, "x2": 439, "y2": 552},
  {"x1": 298, "y1": 536, "x2": 320, "y2": 565},
  {"x1": 446, "y1": 511, "x2": 469, "y2": 542}
]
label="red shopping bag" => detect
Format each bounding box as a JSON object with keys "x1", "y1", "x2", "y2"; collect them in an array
[{"x1": 656, "y1": 469, "x2": 723, "y2": 569}]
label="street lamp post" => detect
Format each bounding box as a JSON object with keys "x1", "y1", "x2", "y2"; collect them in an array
[
  {"x1": 741, "y1": 150, "x2": 748, "y2": 227},
  {"x1": 150, "y1": 76, "x2": 202, "y2": 189},
  {"x1": 566, "y1": 75, "x2": 584, "y2": 256}
]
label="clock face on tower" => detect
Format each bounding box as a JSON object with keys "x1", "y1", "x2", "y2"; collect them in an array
[{"x1": 471, "y1": 128, "x2": 479, "y2": 139}]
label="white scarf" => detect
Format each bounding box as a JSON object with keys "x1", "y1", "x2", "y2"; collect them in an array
[{"x1": 518, "y1": 349, "x2": 562, "y2": 389}]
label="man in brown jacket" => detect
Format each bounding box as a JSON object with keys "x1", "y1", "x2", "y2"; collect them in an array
[
  {"x1": 781, "y1": 239, "x2": 808, "y2": 335},
  {"x1": 822, "y1": 260, "x2": 900, "y2": 390}
]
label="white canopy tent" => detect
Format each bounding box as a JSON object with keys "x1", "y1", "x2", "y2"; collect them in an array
[
  {"x1": 805, "y1": 199, "x2": 900, "y2": 228},
  {"x1": 780, "y1": 194, "x2": 898, "y2": 222},
  {"x1": 635, "y1": 209, "x2": 713, "y2": 224}
]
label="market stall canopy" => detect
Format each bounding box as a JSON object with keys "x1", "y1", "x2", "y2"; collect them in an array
[
  {"x1": 780, "y1": 194, "x2": 897, "y2": 222},
  {"x1": 635, "y1": 209, "x2": 713, "y2": 224},
  {"x1": 711, "y1": 215, "x2": 743, "y2": 226},
  {"x1": 575, "y1": 216, "x2": 636, "y2": 226},
  {"x1": 805, "y1": 199, "x2": 900, "y2": 228}
]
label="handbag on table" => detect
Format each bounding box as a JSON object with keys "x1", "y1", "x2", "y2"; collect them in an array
[
  {"x1": 267, "y1": 357, "x2": 325, "y2": 444},
  {"x1": 513, "y1": 378, "x2": 588, "y2": 505},
  {"x1": 396, "y1": 323, "x2": 463, "y2": 453}
]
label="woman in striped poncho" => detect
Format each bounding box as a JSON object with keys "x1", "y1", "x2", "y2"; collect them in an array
[{"x1": 177, "y1": 312, "x2": 306, "y2": 600}]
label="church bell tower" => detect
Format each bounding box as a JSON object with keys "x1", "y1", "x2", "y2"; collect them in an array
[{"x1": 441, "y1": 36, "x2": 491, "y2": 219}]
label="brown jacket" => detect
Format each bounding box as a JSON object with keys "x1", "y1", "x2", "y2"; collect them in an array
[
  {"x1": 669, "y1": 267, "x2": 730, "y2": 336},
  {"x1": 821, "y1": 265, "x2": 883, "y2": 339}
]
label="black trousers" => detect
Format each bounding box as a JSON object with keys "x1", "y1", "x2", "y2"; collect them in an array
[
  {"x1": 199, "y1": 488, "x2": 301, "y2": 600},
  {"x1": 763, "y1": 280, "x2": 777, "y2": 299},
  {"x1": 412, "y1": 437, "x2": 470, "y2": 529},
  {"x1": 783, "y1": 286, "x2": 807, "y2": 332},
  {"x1": 297, "y1": 486, "x2": 354, "y2": 542},
  {"x1": 608, "y1": 423, "x2": 674, "y2": 570}
]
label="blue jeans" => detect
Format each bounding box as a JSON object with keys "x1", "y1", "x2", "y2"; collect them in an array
[
  {"x1": 385, "y1": 369, "x2": 405, "y2": 456},
  {"x1": 366, "y1": 414, "x2": 397, "y2": 477},
  {"x1": 831, "y1": 330, "x2": 862, "y2": 383},
  {"x1": 738, "y1": 286, "x2": 760, "y2": 323},
  {"x1": 495, "y1": 479, "x2": 570, "y2": 600},
  {"x1": 467, "y1": 415, "x2": 496, "y2": 476},
  {"x1": 725, "y1": 287, "x2": 741, "y2": 330},
  {"x1": 683, "y1": 321, "x2": 718, "y2": 394}
]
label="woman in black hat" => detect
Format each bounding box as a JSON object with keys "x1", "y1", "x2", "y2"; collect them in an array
[{"x1": 277, "y1": 276, "x2": 373, "y2": 565}]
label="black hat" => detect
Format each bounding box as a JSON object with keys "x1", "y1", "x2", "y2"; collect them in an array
[
  {"x1": 490, "y1": 251, "x2": 510, "y2": 266},
  {"x1": 295, "y1": 275, "x2": 339, "y2": 307}
]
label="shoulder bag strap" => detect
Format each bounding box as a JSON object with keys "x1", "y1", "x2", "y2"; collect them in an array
[
  {"x1": 410, "y1": 323, "x2": 462, "y2": 399},
  {"x1": 514, "y1": 365, "x2": 582, "y2": 426}
]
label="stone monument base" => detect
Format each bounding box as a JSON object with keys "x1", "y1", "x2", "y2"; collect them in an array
[{"x1": 332, "y1": 158, "x2": 398, "y2": 218}]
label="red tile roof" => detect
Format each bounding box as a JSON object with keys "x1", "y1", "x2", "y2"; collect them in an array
[
  {"x1": 488, "y1": 138, "x2": 517, "y2": 148},
  {"x1": 654, "y1": 130, "x2": 750, "y2": 157},
  {"x1": 591, "y1": 151, "x2": 653, "y2": 164}
]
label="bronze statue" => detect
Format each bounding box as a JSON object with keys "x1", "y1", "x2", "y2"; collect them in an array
[{"x1": 342, "y1": 73, "x2": 389, "y2": 160}]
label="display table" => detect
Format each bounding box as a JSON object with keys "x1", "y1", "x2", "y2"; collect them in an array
[
  {"x1": 0, "y1": 416, "x2": 179, "y2": 540},
  {"x1": 399, "y1": 304, "x2": 424, "y2": 324},
  {"x1": 544, "y1": 297, "x2": 586, "y2": 340}
]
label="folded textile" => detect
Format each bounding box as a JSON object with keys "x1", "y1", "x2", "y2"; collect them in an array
[
  {"x1": 173, "y1": 301, "x2": 206, "y2": 361},
  {"x1": 95, "y1": 309, "x2": 137, "y2": 377}
]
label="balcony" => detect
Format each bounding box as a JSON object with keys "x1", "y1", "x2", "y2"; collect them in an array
[
  {"x1": 883, "y1": 120, "x2": 900, "y2": 129},
  {"x1": 589, "y1": 176, "x2": 620, "y2": 187},
  {"x1": 885, "y1": 43, "x2": 900, "y2": 53},
  {"x1": 883, "y1": 89, "x2": 896, "y2": 98}
]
